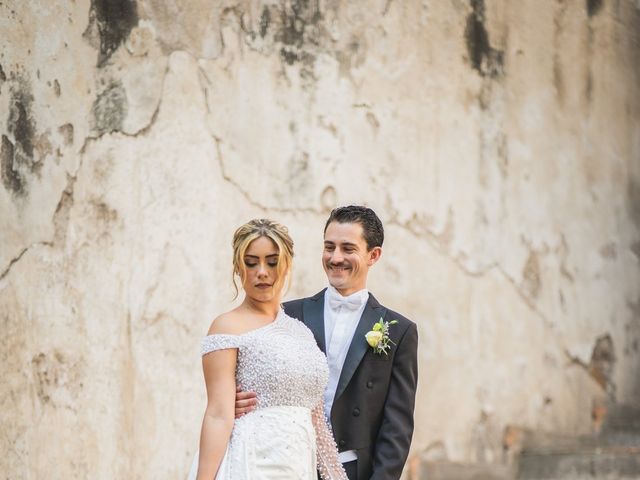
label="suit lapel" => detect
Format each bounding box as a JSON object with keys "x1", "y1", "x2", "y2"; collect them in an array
[
  {"x1": 334, "y1": 293, "x2": 387, "y2": 402},
  {"x1": 302, "y1": 289, "x2": 327, "y2": 353}
]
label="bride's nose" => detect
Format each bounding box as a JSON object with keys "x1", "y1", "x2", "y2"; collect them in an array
[{"x1": 257, "y1": 263, "x2": 268, "y2": 278}]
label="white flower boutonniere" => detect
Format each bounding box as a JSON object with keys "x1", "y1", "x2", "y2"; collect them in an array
[{"x1": 365, "y1": 318, "x2": 398, "y2": 355}]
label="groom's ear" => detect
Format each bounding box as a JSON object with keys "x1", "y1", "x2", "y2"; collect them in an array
[{"x1": 367, "y1": 246, "x2": 382, "y2": 266}]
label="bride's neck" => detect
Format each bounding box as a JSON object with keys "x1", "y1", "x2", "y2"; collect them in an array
[{"x1": 241, "y1": 297, "x2": 281, "y2": 319}]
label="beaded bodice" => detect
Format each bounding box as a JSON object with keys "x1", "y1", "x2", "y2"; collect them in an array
[{"x1": 201, "y1": 309, "x2": 329, "y2": 410}]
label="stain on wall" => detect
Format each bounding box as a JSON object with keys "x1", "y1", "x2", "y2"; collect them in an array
[
  {"x1": 1, "y1": 75, "x2": 39, "y2": 196},
  {"x1": 31, "y1": 350, "x2": 83, "y2": 409},
  {"x1": 58, "y1": 123, "x2": 74, "y2": 147},
  {"x1": 586, "y1": 0, "x2": 604, "y2": 18},
  {"x1": 521, "y1": 251, "x2": 541, "y2": 300},
  {"x1": 84, "y1": 0, "x2": 139, "y2": 66},
  {"x1": 275, "y1": 0, "x2": 322, "y2": 66},
  {"x1": 0, "y1": 134, "x2": 22, "y2": 195},
  {"x1": 464, "y1": 0, "x2": 504, "y2": 78},
  {"x1": 589, "y1": 334, "x2": 616, "y2": 396},
  {"x1": 627, "y1": 178, "x2": 640, "y2": 230},
  {"x1": 91, "y1": 81, "x2": 127, "y2": 135},
  {"x1": 0, "y1": 63, "x2": 6, "y2": 89}
]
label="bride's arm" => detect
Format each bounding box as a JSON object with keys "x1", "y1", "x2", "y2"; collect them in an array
[
  {"x1": 196, "y1": 347, "x2": 237, "y2": 480},
  {"x1": 312, "y1": 402, "x2": 348, "y2": 480}
]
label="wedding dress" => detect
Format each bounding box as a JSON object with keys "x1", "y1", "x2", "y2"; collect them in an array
[{"x1": 187, "y1": 309, "x2": 347, "y2": 480}]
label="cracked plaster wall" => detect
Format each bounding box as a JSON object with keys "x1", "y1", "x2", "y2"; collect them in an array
[{"x1": 1, "y1": 0, "x2": 639, "y2": 478}]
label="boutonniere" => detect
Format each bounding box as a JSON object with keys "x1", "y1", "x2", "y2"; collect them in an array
[{"x1": 365, "y1": 318, "x2": 398, "y2": 355}]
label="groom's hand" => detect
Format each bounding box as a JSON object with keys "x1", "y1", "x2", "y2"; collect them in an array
[{"x1": 235, "y1": 385, "x2": 257, "y2": 418}]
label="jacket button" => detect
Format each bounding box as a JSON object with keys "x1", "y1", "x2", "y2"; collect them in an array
[
  {"x1": 366, "y1": 380, "x2": 373, "y2": 388},
  {"x1": 353, "y1": 408, "x2": 360, "y2": 417},
  {"x1": 339, "y1": 439, "x2": 346, "y2": 447}
]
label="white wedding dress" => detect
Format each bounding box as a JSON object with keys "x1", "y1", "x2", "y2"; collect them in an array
[{"x1": 187, "y1": 309, "x2": 347, "y2": 480}]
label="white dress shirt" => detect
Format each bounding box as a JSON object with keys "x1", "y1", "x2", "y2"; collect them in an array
[{"x1": 323, "y1": 286, "x2": 369, "y2": 463}]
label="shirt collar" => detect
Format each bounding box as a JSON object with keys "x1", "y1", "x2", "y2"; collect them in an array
[{"x1": 325, "y1": 286, "x2": 369, "y2": 312}]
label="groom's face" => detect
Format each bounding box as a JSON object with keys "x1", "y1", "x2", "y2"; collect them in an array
[{"x1": 323, "y1": 221, "x2": 381, "y2": 296}]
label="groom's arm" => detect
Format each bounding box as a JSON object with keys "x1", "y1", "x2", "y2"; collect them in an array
[{"x1": 370, "y1": 321, "x2": 419, "y2": 480}]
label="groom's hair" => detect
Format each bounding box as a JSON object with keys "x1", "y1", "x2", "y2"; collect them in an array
[{"x1": 324, "y1": 205, "x2": 384, "y2": 250}]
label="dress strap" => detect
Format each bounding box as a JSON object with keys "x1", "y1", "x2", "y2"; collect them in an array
[{"x1": 201, "y1": 334, "x2": 242, "y2": 356}]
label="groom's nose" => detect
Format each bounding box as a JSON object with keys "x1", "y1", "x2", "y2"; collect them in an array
[{"x1": 330, "y1": 248, "x2": 344, "y2": 263}]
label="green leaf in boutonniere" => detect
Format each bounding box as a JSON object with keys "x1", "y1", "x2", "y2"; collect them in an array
[{"x1": 365, "y1": 318, "x2": 398, "y2": 355}]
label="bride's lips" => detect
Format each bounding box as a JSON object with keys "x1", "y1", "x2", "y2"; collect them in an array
[{"x1": 255, "y1": 283, "x2": 272, "y2": 289}]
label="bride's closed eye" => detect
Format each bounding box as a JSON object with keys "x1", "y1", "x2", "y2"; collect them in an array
[{"x1": 244, "y1": 261, "x2": 278, "y2": 268}]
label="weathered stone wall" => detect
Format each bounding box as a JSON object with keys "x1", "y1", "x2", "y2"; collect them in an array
[{"x1": 1, "y1": 0, "x2": 639, "y2": 478}]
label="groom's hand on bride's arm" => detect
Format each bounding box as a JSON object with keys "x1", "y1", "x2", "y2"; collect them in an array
[{"x1": 234, "y1": 385, "x2": 257, "y2": 418}]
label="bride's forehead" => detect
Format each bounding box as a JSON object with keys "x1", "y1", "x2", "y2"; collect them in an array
[{"x1": 246, "y1": 236, "x2": 279, "y2": 254}]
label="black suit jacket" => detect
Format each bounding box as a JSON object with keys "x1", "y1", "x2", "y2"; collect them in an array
[{"x1": 284, "y1": 289, "x2": 419, "y2": 480}]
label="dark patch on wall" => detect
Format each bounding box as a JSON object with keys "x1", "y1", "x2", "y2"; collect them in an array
[
  {"x1": 91, "y1": 199, "x2": 118, "y2": 223},
  {"x1": 275, "y1": 0, "x2": 322, "y2": 66},
  {"x1": 625, "y1": 300, "x2": 640, "y2": 358},
  {"x1": 553, "y1": 57, "x2": 564, "y2": 104},
  {"x1": 584, "y1": 18, "x2": 596, "y2": 107},
  {"x1": 53, "y1": 174, "x2": 76, "y2": 244},
  {"x1": 586, "y1": 0, "x2": 604, "y2": 17},
  {"x1": 465, "y1": 0, "x2": 489, "y2": 72},
  {"x1": 2, "y1": 78, "x2": 40, "y2": 196},
  {"x1": 91, "y1": 81, "x2": 127, "y2": 135},
  {"x1": 628, "y1": 178, "x2": 640, "y2": 229},
  {"x1": 58, "y1": 123, "x2": 74, "y2": 146},
  {"x1": 34, "y1": 131, "x2": 53, "y2": 161},
  {"x1": 553, "y1": 2, "x2": 567, "y2": 105},
  {"x1": 464, "y1": 0, "x2": 504, "y2": 78},
  {"x1": 31, "y1": 350, "x2": 83, "y2": 408},
  {"x1": 599, "y1": 242, "x2": 617, "y2": 259},
  {"x1": 0, "y1": 63, "x2": 6, "y2": 88},
  {"x1": 260, "y1": 6, "x2": 271, "y2": 38},
  {"x1": 1, "y1": 135, "x2": 23, "y2": 195},
  {"x1": 522, "y1": 251, "x2": 541, "y2": 299},
  {"x1": 84, "y1": 0, "x2": 138, "y2": 66},
  {"x1": 589, "y1": 334, "x2": 615, "y2": 396},
  {"x1": 8, "y1": 87, "x2": 36, "y2": 161},
  {"x1": 585, "y1": 67, "x2": 593, "y2": 103}
]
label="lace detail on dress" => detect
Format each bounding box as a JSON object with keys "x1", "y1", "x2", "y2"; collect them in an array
[
  {"x1": 205, "y1": 311, "x2": 329, "y2": 410},
  {"x1": 312, "y1": 402, "x2": 348, "y2": 480},
  {"x1": 201, "y1": 334, "x2": 243, "y2": 355}
]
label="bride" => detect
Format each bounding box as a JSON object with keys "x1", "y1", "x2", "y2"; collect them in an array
[{"x1": 188, "y1": 219, "x2": 347, "y2": 480}]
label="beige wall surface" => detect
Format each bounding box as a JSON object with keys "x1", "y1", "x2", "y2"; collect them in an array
[{"x1": 1, "y1": 0, "x2": 639, "y2": 478}]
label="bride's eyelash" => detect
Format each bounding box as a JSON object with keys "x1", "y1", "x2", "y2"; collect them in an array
[{"x1": 243, "y1": 261, "x2": 278, "y2": 267}]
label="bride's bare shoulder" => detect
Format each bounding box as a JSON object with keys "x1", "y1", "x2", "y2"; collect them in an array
[{"x1": 207, "y1": 310, "x2": 247, "y2": 336}]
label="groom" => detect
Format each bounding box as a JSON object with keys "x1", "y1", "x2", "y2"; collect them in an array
[{"x1": 237, "y1": 205, "x2": 419, "y2": 479}]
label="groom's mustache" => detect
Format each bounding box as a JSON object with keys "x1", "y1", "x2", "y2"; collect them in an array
[{"x1": 327, "y1": 262, "x2": 352, "y2": 269}]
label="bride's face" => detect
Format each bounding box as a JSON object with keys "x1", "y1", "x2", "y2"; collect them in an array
[{"x1": 242, "y1": 236, "x2": 282, "y2": 303}]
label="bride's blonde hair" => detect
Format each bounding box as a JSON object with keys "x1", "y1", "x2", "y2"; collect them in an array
[{"x1": 231, "y1": 219, "x2": 294, "y2": 299}]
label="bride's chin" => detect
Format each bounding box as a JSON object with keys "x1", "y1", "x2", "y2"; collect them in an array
[{"x1": 248, "y1": 292, "x2": 276, "y2": 303}]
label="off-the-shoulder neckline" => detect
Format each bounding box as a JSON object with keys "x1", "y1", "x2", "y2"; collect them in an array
[{"x1": 203, "y1": 307, "x2": 287, "y2": 339}]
